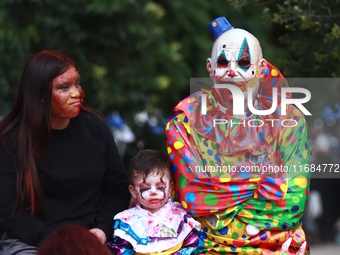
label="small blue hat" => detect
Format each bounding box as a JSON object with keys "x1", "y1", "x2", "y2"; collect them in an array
[{"x1": 208, "y1": 17, "x2": 234, "y2": 41}]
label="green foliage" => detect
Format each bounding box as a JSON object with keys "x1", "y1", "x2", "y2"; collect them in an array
[
  {"x1": 228, "y1": 0, "x2": 340, "y2": 78},
  {"x1": 227, "y1": 0, "x2": 340, "y2": 119},
  {"x1": 0, "y1": 0, "x2": 175, "y2": 116},
  {"x1": 6, "y1": 0, "x2": 330, "y2": 165},
  {"x1": 0, "y1": 0, "x2": 286, "y2": 121}
]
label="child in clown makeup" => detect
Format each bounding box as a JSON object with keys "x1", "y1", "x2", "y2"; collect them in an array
[
  {"x1": 129, "y1": 154, "x2": 173, "y2": 213},
  {"x1": 108, "y1": 150, "x2": 202, "y2": 255}
]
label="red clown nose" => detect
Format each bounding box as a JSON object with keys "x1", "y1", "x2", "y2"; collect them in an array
[{"x1": 229, "y1": 69, "x2": 235, "y2": 77}]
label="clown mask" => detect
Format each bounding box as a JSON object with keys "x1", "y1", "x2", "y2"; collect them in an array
[
  {"x1": 206, "y1": 28, "x2": 267, "y2": 111},
  {"x1": 129, "y1": 168, "x2": 173, "y2": 214}
]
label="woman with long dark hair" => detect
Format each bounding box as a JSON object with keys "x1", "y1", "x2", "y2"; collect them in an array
[{"x1": 0, "y1": 50, "x2": 131, "y2": 255}]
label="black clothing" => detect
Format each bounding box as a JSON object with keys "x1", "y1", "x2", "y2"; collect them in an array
[
  {"x1": 0, "y1": 111, "x2": 130, "y2": 246},
  {"x1": 0, "y1": 232, "x2": 38, "y2": 255}
]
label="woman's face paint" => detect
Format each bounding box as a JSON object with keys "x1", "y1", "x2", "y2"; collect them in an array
[
  {"x1": 132, "y1": 169, "x2": 172, "y2": 213},
  {"x1": 51, "y1": 66, "x2": 84, "y2": 129},
  {"x1": 206, "y1": 28, "x2": 266, "y2": 110}
]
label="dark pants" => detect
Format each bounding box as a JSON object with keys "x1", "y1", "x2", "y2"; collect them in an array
[{"x1": 0, "y1": 232, "x2": 37, "y2": 255}]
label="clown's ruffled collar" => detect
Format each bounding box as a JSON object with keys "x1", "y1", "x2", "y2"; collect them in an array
[
  {"x1": 174, "y1": 62, "x2": 303, "y2": 156},
  {"x1": 213, "y1": 92, "x2": 259, "y2": 119}
]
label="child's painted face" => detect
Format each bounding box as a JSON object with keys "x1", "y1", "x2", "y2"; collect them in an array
[{"x1": 129, "y1": 168, "x2": 173, "y2": 213}]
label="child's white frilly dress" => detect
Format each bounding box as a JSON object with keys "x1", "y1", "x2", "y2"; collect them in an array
[{"x1": 108, "y1": 198, "x2": 202, "y2": 255}]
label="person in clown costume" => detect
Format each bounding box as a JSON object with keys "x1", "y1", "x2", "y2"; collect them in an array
[{"x1": 165, "y1": 17, "x2": 311, "y2": 254}]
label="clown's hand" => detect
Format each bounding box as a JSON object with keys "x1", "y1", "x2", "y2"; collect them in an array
[{"x1": 246, "y1": 224, "x2": 260, "y2": 236}]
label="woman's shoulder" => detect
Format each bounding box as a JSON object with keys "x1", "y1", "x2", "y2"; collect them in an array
[
  {"x1": 79, "y1": 110, "x2": 106, "y2": 124},
  {"x1": 71, "y1": 111, "x2": 112, "y2": 141},
  {"x1": 78, "y1": 110, "x2": 109, "y2": 131}
]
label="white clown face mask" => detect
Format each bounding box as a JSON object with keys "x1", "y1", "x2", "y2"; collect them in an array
[{"x1": 207, "y1": 28, "x2": 267, "y2": 111}]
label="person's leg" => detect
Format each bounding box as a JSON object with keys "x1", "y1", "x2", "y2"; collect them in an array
[{"x1": 0, "y1": 232, "x2": 38, "y2": 255}]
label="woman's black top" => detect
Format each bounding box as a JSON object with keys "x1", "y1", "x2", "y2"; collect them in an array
[{"x1": 0, "y1": 111, "x2": 131, "y2": 245}]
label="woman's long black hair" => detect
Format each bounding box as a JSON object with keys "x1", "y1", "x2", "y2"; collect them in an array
[{"x1": 0, "y1": 50, "x2": 101, "y2": 214}]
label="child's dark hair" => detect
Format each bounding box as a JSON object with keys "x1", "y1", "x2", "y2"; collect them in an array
[{"x1": 129, "y1": 149, "x2": 172, "y2": 185}]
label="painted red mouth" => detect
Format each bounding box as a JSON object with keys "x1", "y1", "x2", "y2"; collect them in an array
[
  {"x1": 149, "y1": 199, "x2": 162, "y2": 204},
  {"x1": 217, "y1": 80, "x2": 236, "y2": 85},
  {"x1": 217, "y1": 79, "x2": 247, "y2": 91},
  {"x1": 70, "y1": 101, "x2": 81, "y2": 106}
]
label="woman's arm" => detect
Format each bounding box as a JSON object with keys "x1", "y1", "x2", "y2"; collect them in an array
[
  {"x1": 93, "y1": 123, "x2": 131, "y2": 242},
  {"x1": 0, "y1": 141, "x2": 57, "y2": 246}
]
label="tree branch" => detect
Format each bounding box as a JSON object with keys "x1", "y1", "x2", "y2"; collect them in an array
[
  {"x1": 320, "y1": 5, "x2": 333, "y2": 17},
  {"x1": 287, "y1": 10, "x2": 340, "y2": 19},
  {"x1": 259, "y1": 0, "x2": 278, "y2": 5}
]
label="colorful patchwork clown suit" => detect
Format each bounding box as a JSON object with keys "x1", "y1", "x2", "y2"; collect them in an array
[{"x1": 166, "y1": 17, "x2": 311, "y2": 255}]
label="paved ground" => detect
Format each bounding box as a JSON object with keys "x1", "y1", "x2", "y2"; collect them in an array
[{"x1": 310, "y1": 243, "x2": 340, "y2": 254}]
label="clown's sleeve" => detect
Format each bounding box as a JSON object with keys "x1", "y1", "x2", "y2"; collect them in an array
[
  {"x1": 242, "y1": 113, "x2": 311, "y2": 232},
  {"x1": 252, "y1": 111, "x2": 311, "y2": 203},
  {"x1": 278, "y1": 116, "x2": 312, "y2": 178},
  {"x1": 166, "y1": 111, "x2": 202, "y2": 202},
  {"x1": 276, "y1": 113, "x2": 311, "y2": 229}
]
